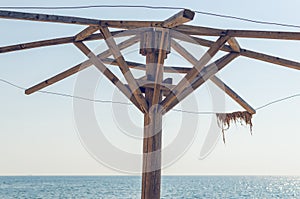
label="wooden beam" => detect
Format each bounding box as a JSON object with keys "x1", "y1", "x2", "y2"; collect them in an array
[
  {"x1": 99, "y1": 26, "x2": 148, "y2": 113},
  {"x1": 173, "y1": 25, "x2": 225, "y2": 36},
  {"x1": 137, "y1": 79, "x2": 175, "y2": 90},
  {"x1": 171, "y1": 39, "x2": 254, "y2": 113},
  {"x1": 0, "y1": 10, "x2": 164, "y2": 28},
  {"x1": 74, "y1": 41, "x2": 145, "y2": 113},
  {"x1": 172, "y1": 33, "x2": 300, "y2": 71},
  {"x1": 227, "y1": 29, "x2": 300, "y2": 40},
  {"x1": 163, "y1": 53, "x2": 239, "y2": 113},
  {"x1": 161, "y1": 35, "x2": 230, "y2": 112},
  {"x1": 0, "y1": 30, "x2": 128, "y2": 54},
  {"x1": 25, "y1": 36, "x2": 140, "y2": 94},
  {"x1": 227, "y1": 37, "x2": 241, "y2": 52},
  {"x1": 103, "y1": 58, "x2": 191, "y2": 73},
  {"x1": 0, "y1": 10, "x2": 101, "y2": 25},
  {"x1": 240, "y1": 48, "x2": 300, "y2": 70},
  {"x1": 162, "y1": 9, "x2": 194, "y2": 28},
  {"x1": 210, "y1": 76, "x2": 256, "y2": 114},
  {"x1": 174, "y1": 24, "x2": 300, "y2": 40},
  {"x1": 74, "y1": 26, "x2": 99, "y2": 41}
]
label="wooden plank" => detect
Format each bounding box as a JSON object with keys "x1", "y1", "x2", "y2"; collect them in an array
[
  {"x1": 73, "y1": 41, "x2": 145, "y2": 113},
  {"x1": 163, "y1": 53, "x2": 239, "y2": 113},
  {"x1": 74, "y1": 26, "x2": 99, "y2": 41},
  {"x1": 0, "y1": 30, "x2": 128, "y2": 54},
  {"x1": 171, "y1": 39, "x2": 254, "y2": 113},
  {"x1": 173, "y1": 25, "x2": 225, "y2": 36},
  {"x1": 172, "y1": 33, "x2": 300, "y2": 71},
  {"x1": 227, "y1": 29, "x2": 300, "y2": 40},
  {"x1": 240, "y1": 49, "x2": 300, "y2": 70},
  {"x1": 162, "y1": 9, "x2": 194, "y2": 28},
  {"x1": 174, "y1": 24, "x2": 300, "y2": 40},
  {"x1": 161, "y1": 35, "x2": 230, "y2": 112},
  {"x1": 0, "y1": 10, "x2": 100, "y2": 25},
  {"x1": 210, "y1": 76, "x2": 256, "y2": 114},
  {"x1": 99, "y1": 26, "x2": 148, "y2": 113},
  {"x1": 25, "y1": 36, "x2": 139, "y2": 94},
  {"x1": 227, "y1": 37, "x2": 240, "y2": 52},
  {"x1": 0, "y1": 10, "x2": 164, "y2": 28}
]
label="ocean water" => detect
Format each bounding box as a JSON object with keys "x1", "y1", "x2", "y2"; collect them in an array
[{"x1": 0, "y1": 176, "x2": 299, "y2": 198}]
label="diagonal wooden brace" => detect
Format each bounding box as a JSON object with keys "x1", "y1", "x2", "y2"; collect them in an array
[
  {"x1": 171, "y1": 39, "x2": 255, "y2": 114},
  {"x1": 99, "y1": 26, "x2": 148, "y2": 113},
  {"x1": 161, "y1": 35, "x2": 230, "y2": 112}
]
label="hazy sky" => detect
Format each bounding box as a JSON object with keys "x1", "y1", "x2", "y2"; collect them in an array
[{"x1": 0, "y1": 0, "x2": 300, "y2": 176}]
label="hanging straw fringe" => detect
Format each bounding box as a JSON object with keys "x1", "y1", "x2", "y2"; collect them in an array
[{"x1": 216, "y1": 111, "x2": 253, "y2": 143}]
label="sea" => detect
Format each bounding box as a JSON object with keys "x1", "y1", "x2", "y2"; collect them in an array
[{"x1": 0, "y1": 176, "x2": 299, "y2": 198}]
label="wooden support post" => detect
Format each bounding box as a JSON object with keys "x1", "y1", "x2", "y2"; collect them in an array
[{"x1": 140, "y1": 29, "x2": 169, "y2": 199}]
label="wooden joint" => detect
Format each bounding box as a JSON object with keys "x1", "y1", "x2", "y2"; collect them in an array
[
  {"x1": 162, "y1": 9, "x2": 195, "y2": 28},
  {"x1": 227, "y1": 37, "x2": 241, "y2": 52},
  {"x1": 140, "y1": 29, "x2": 171, "y2": 56}
]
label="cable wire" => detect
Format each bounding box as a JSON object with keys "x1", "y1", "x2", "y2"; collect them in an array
[
  {"x1": 1, "y1": 78, "x2": 300, "y2": 114},
  {"x1": 0, "y1": 5, "x2": 300, "y2": 29}
]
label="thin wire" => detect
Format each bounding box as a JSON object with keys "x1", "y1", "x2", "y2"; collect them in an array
[
  {"x1": 1, "y1": 78, "x2": 300, "y2": 114},
  {"x1": 0, "y1": 5, "x2": 300, "y2": 29}
]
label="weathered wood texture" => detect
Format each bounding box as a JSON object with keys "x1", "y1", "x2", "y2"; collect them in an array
[
  {"x1": 210, "y1": 76, "x2": 256, "y2": 114},
  {"x1": 74, "y1": 41, "x2": 145, "y2": 112},
  {"x1": 0, "y1": 10, "x2": 164, "y2": 28},
  {"x1": 25, "y1": 36, "x2": 140, "y2": 95},
  {"x1": 0, "y1": 31, "x2": 127, "y2": 54},
  {"x1": 162, "y1": 9, "x2": 194, "y2": 28},
  {"x1": 163, "y1": 53, "x2": 239, "y2": 113},
  {"x1": 100, "y1": 26, "x2": 148, "y2": 112},
  {"x1": 171, "y1": 39, "x2": 255, "y2": 114},
  {"x1": 141, "y1": 51, "x2": 163, "y2": 199},
  {"x1": 227, "y1": 37, "x2": 241, "y2": 52},
  {"x1": 171, "y1": 33, "x2": 300, "y2": 71},
  {"x1": 161, "y1": 35, "x2": 229, "y2": 112},
  {"x1": 174, "y1": 25, "x2": 300, "y2": 40},
  {"x1": 74, "y1": 26, "x2": 100, "y2": 41}
]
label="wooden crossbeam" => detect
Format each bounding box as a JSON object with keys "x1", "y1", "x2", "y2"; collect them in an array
[
  {"x1": 171, "y1": 33, "x2": 300, "y2": 71},
  {"x1": 174, "y1": 25, "x2": 224, "y2": 36},
  {"x1": 171, "y1": 39, "x2": 254, "y2": 114},
  {"x1": 0, "y1": 31, "x2": 128, "y2": 54},
  {"x1": 74, "y1": 41, "x2": 145, "y2": 113},
  {"x1": 161, "y1": 35, "x2": 230, "y2": 112},
  {"x1": 103, "y1": 58, "x2": 191, "y2": 73},
  {"x1": 162, "y1": 9, "x2": 194, "y2": 28},
  {"x1": 74, "y1": 26, "x2": 100, "y2": 41},
  {"x1": 210, "y1": 76, "x2": 256, "y2": 114},
  {"x1": 175, "y1": 24, "x2": 300, "y2": 40},
  {"x1": 25, "y1": 36, "x2": 139, "y2": 95},
  {"x1": 163, "y1": 53, "x2": 239, "y2": 113},
  {"x1": 99, "y1": 26, "x2": 148, "y2": 113},
  {"x1": 0, "y1": 10, "x2": 163, "y2": 29}
]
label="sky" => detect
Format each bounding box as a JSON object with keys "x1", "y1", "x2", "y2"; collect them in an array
[{"x1": 0, "y1": 0, "x2": 300, "y2": 176}]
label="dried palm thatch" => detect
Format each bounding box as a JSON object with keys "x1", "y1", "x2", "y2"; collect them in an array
[{"x1": 216, "y1": 111, "x2": 253, "y2": 143}]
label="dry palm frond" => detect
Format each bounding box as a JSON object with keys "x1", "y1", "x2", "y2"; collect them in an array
[{"x1": 216, "y1": 111, "x2": 253, "y2": 143}]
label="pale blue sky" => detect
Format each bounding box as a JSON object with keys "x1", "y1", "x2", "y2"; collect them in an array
[{"x1": 0, "y1": 0, "x2": 300, "y2": 175}]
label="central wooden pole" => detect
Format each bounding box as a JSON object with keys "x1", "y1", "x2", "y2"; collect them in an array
[{"x1": 140, "y1": 29, "x2": 169, "y2": 199}]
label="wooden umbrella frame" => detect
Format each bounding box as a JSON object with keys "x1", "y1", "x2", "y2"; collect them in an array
[{"x1": 1, "y1": 9, "x2": 300, "y2": 198}]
